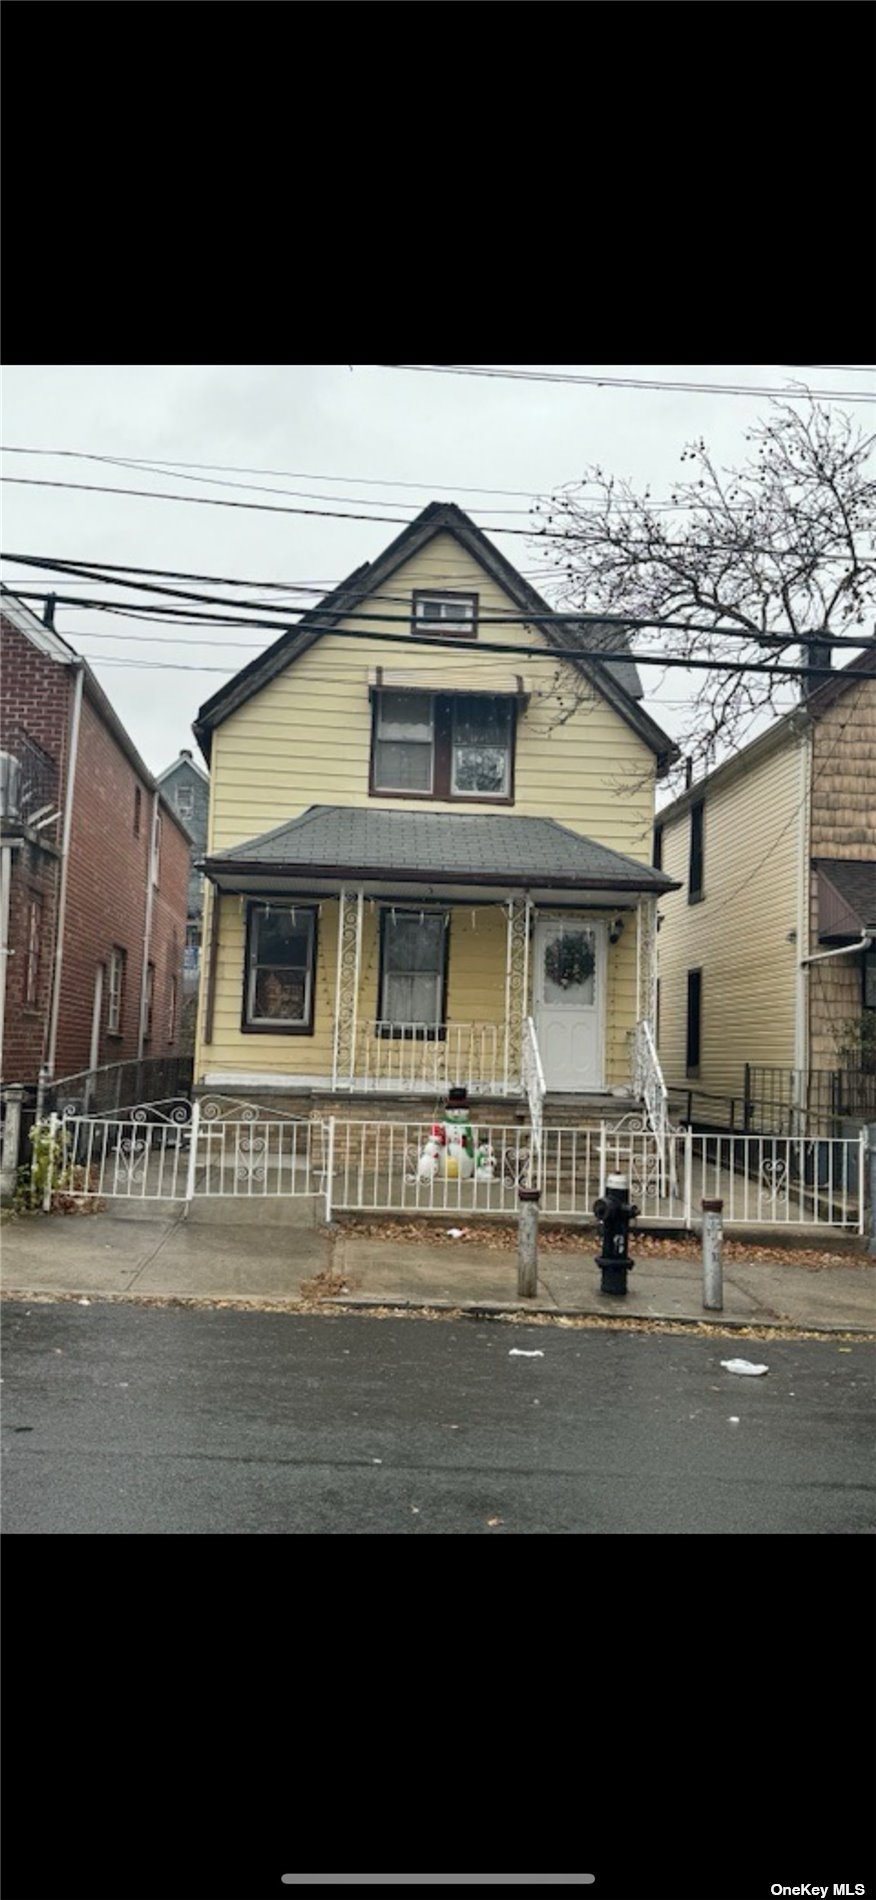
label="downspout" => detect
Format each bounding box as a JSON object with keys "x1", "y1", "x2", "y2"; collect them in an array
[
  {"x1": 800, "y1": 932, "x2": 873, "y2": 967},
  {"x1": 41, "y1": 660, "x2": 85, "y2": 1106},
  {"x1": 793, "y1": 726, "x2": 811, "y2": 1109},
  {"x1": 137, "y1": 789, "x2": 159, "y2": 1058},
  {"x1": 0, "y1": 839, "x2": 14, "y2": 1074}
]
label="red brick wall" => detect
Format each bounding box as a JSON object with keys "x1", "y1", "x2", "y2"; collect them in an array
[
  {"x1": 56, "y1": 698, "x2": 189, "y2": 1077},
  {"x1": 1, "y1": 615, "x2": 70, "y2": 1083},
  {"x1": 2, "y1": 838, "x2": 58, "y2": 1080},
  {"x1": 1, "y1": 613, "x2": 190, "y2": 1085},
  {"x1": 0, "y1": 615, "x2": 71, "y2": 787}
]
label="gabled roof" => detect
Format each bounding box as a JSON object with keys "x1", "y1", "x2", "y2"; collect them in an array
[
  {"x1": 192, "y1": 502, "x2": 677, "y2": 771},
  {"x1": 205, "y1": 804, "x2": 679, "y2": 892},
  {"x1": 156, "y1": 748, "x2": 210, "y2": 786}
]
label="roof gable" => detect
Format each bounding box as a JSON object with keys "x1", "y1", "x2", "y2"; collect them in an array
[{"x1": 192, "y1": 502, "x2": 676, "y2": 769}]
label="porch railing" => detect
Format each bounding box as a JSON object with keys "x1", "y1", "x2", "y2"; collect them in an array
[
  {"x1": 632, "y1": 1019, "x2": 675, "y2": 1191},
  {"x1": 349, "y1": 1021, "x2": 515, "y2": 1096},
  {"x1": 522, "y1": 1015, "x2": 546, "y2": 1177}
]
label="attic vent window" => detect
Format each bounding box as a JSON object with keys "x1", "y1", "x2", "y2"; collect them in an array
[{"x1": 412, "y1": 591, "x2": 478, "y2": 639}]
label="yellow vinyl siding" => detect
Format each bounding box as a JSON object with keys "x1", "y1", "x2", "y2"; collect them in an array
[
  {"x1": 656, "y1": 736, "x2": 802, "y2": 1107},
  {"x1": 207, "y1": 533, "x2": 656, "y2": 862}
]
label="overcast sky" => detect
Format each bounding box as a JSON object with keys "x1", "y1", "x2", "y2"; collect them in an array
[{"x1": 2, "y1": 364, "x2": 874, "y2": 788}]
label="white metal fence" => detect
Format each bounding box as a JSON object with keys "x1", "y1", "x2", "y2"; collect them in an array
[{"x1": 35, "y1": 1103, "x2": 868, "y2": 1233}]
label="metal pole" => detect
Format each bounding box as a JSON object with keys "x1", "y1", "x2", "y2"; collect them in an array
[
  {"x1": 517, "y1": 1185, "x2": 540, "y2": 1298},
  {"x1": 184, "y1": 1097, "x2": 200, "y2": 1213},
  {"x1": 43, "y1": 1112, "x2": 59, "y2": 1212},
  {"x1": 702, "y1": 1196, "x2": 724, "y2": 1309},
  {"x1": 324, "y1": 1116, "x2": 336, "y2": 1225},
  {"x1": 867, "y1": 1124, "x2": 876, "y2": 1256}
]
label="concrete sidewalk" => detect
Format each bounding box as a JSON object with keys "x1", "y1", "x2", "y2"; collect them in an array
[{"x1": 2, "y1": 1207, "x2": 875, "y2": 1333}]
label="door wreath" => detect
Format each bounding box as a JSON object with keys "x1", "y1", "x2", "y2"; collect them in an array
[{"x1": 545, "y1": 932, "x2": 595, "y2": 989}]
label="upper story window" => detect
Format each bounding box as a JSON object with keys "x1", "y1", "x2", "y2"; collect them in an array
[
  {"x1": 412, "y1": 591, "x2": 478, "y2": 639},
  {"x1": 374, "y1": 691, "x2": 434, "y2": 793},
  {"x1": 371, "y1": 690, "x2": 515, "y2": 803},
  {"x1": 451, "y1": 696, "x2": 511, "y2": 796},
  {"x1": 133, "y1": 786, "x2": 142, "y2": 836},
  {"x1": 176, "y1": 783, "x2": 194, "y2": 820},
  {"x1": 688, "y1": 799, "x2": 704, "y2": 902},
  {"x1": 652, "y1": 822, "x2": 664, "y2": 871}
]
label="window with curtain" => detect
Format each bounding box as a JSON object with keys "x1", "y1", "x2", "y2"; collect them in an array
[{"x1": 379, "y1": 910, "x2": 447, "y2": 1033}]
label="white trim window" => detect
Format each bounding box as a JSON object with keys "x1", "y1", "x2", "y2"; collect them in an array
[
  {"x1": 245, "y1": 905, "x2": 316, "y2": 1030},
  {"x1": 176, "y1": 784, "x2": 194, "y2": 820},
  {"x1": 451, "y1": 695, "x2": 511, "y2": 796},
  {"x1": 167, "y1": 973, "x2": 177, "y2": 1044},
  {"x1": 108, "y1": 947, "x2": 125, "y2": 1034},
  {"x1": 373, "y1": 690, "x2": 434, "y2": 793},
  {"x1": 412, "y1": 591, "x2": 477, "y2": 638}
]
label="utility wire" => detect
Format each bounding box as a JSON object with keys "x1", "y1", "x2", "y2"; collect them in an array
[
  {"x1": 7, "y1": 589, "x2": 873, "y2": 680},
  {"x1": 5, "y1": 554, "x2": 872, "y2": 647},
  {"x1": 384, "y1": 364, "x2": 876, "y2": 403},
  {"x1": 0, "y1": 445, "x2": 773, "y2": 514}
]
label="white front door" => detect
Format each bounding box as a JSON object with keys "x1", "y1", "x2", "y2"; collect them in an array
[{"x1": 533, "y1": 919, "x2": 605, "y2": 1091}]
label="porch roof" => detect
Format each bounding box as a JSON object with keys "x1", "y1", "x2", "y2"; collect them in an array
[
  {"x1": 814, "y1": 857, "x2": 876, "y2": 939},
  {"x1": 205, "y1": 804, "x2": 679, "y2": 893}
]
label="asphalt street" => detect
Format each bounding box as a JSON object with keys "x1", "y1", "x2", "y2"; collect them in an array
[{"x1": 2, "y1": 1301, "x2": 874, "y2": 1533}]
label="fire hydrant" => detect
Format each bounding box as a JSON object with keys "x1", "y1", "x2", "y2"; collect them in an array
[{"x1": 593, "y1": 1171, "x2": 638, "y2": 1296}]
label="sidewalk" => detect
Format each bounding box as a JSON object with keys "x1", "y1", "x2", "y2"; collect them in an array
[{"x1": 2, "y1": 1208, "x2": 875, "y2": 1333}]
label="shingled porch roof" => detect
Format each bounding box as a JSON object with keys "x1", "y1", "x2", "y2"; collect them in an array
[{"x1": 204, "y1": 805, "x2": 679, "y2": 894}]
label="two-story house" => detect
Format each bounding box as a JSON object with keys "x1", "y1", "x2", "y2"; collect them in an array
[
  {"x1": 655, "y1": 647, "x2": 876, "y2": 1132},
  {"x1": 191, "y1": 504, "x2": 678, "y2": 1121},
  {"x1": 0, "y1": 591, "x2": 191, "y2": 1115}
]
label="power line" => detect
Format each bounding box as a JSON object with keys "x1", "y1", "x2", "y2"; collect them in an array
[
  {"x1": 0, "y1": 445, "x2": 766, "y2": 515},
  {"x1": 6, "y1": 556, "x2": 874, "y2": 650},
  {"x1": 384, "y1": 365, "x2": 876, "y2": 403},
  {"x1": 6, "y1": 588, "x2": 873, "y2": 681}
]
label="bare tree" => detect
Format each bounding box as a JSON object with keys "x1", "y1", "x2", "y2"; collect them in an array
[{"x1": 531, "y1": 398, "x2": 876, "y2": 779}]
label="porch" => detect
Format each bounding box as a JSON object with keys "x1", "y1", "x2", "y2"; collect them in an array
[{"x1": 199, "y1": 804, "x2": 676, "y2": 1115}]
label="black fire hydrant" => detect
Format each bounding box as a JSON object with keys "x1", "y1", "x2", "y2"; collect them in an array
[{"x1": 593, "y1": 1172, "x2": 638, "y2": 1296}]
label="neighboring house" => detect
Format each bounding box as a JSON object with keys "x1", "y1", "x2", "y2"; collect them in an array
[
  {"x1": 155, "y1": 748, "x2": 209, "y2": 989},
  {"x1": 0, "y1": 591, "x2": 191, "y2": 1098},
  {"x1": 655, "y1": 648, "x2": 876, "y2": 1130},
  {"x1": 191, "y1": 502, "x2": 678, "y2": 1116}
]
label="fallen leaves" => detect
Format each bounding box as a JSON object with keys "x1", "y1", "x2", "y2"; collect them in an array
[{"x1": 338, "y1": 1216, "x2": 868, "y2": 1272}]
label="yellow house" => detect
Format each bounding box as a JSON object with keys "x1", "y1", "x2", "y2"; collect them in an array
[
  {"x1": 192, "y1": 503, "x2": 679, "y2": 1118},
  {"x1": 655, "y1": 650, "x2": 876, "y2": 1132}
]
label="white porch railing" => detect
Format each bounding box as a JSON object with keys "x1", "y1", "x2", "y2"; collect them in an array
[
  {"x1": 349, "y1": 1021, "x2": 516, "y2": 1095},
  {"x1": 522, "y1": 1015, "x2": 546, "y2": 1179},
  {"x1": 632, "y1": 1019, "x2": 675, "y2": 1191}
]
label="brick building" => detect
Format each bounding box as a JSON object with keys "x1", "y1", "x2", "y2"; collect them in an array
[{"x1": 0, "y1": 591, "x2": 190, "y2": 1093}]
